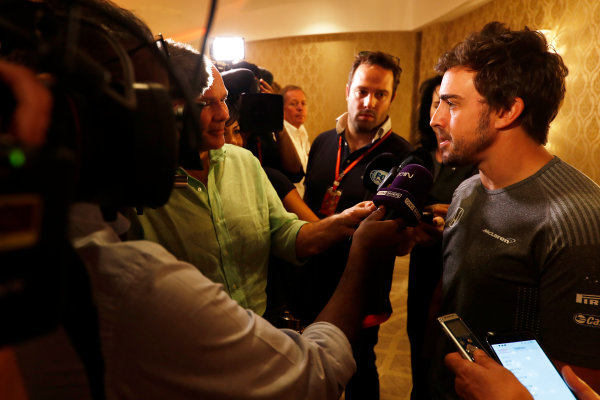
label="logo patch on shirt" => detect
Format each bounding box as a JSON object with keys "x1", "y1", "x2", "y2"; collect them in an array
[
  {"x1": 482, "y1": 228, "x2": 516, "y2": 244},
  {"x1": 573, "y1": 313, "x2": 600, "y2": 328},
  {"x1": 446, "y1": 207, "x2": 464, "y2": 228},
  {"x1": 576, "y1": 293, "x2": 600, "y2": 306}
]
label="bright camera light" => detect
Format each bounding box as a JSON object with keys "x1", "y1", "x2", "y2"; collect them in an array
[{"x1": 211, "y1": 37, "x2": 245, "y2": 62}]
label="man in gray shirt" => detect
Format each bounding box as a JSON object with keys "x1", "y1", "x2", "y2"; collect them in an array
[{"x1": 428, "y1": 21, "x2": 600, "y2": 398}]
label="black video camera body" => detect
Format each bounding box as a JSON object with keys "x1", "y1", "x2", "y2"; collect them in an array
[{"x1": 0, "y1": 0, "x2": 181, "y2": 345}]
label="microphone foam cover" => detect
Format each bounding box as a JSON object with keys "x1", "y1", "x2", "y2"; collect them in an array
[
  {"x1": 390, "y1": 164, "x2": 433, "y2": 204},
  {"x1": 372, "y1": 188, "x2": 420, "y2": 225},
  {"x1": 372, "y1": 164, "x2": 433, "y2": 226}
]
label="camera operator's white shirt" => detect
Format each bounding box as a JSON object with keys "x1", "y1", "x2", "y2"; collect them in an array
[{"x1": 68, "y1": 203, "x2": 355, "y2": 400}]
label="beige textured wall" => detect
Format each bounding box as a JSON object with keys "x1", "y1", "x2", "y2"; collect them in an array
[
  {"x1": 245, "y1": 32, "x2": 418, "y2": 143},
  {"x1": 243, "y1": 0, "x2": 599, "y2": 184},
  {"x1": 419, "y1": 0, "x2": 600, "y2": 183}
]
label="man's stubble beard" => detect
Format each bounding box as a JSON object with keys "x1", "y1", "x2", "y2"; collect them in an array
[
  {"x1": 443, "y1": 107, "x2": 494, "y2": 167},
  {"x1": 349, "y1": 110, "x2": 386, "y2": 136}
]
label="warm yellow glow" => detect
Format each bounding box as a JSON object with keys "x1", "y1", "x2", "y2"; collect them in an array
[
  {"x1": 170, "y1": 27, "x2": 207, "y2": 44},
  {"x1": 538, "y1": 29, "x2": 566, "y2": 55},
  {"x1": 546, "y1": 119, "x2": 562, "y2": 155}
]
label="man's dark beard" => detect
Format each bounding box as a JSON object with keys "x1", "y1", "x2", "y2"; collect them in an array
[{"x1": 444, "y1": 107, "x2": 493, "y2": 167}]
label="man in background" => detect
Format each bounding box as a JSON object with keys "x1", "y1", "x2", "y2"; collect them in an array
[
  {"x1": 281, "y1": 85, "x2": 311, "y2": 197},
  {"x1": 301, "y1": 50, "x2": 413, "y2": 399}
]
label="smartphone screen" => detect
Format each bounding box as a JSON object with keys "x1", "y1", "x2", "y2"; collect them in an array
[{"x1": 490, "y1": 339, "x2": 576, "y2": 399}]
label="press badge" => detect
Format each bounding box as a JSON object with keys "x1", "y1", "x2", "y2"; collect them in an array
[{"x1": 319, "y1": 186, "x2": 342, "y2": 216}]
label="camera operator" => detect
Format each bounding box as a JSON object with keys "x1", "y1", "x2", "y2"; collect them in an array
[
  {"x1": 230, "y1": 60, "x2": 305, "y2": 183},
  {"x1": 1, "y1": 1, "x2": 417, "y2": 399},
  {"x1": 0, "y1": 59, "x2": 53, "y2": 400}
]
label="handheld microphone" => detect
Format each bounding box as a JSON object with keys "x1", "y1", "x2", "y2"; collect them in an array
[
  {"x1": 375, "y1": 165, "x2": 398, "y2": 192},
  {"x1": 373, "y1": 149, "x2": 434, "y2": 196},
  {"x1": 372, "y1": 164, "x2": 433, "y2": 226},
  {"x1": 362, "y1": 153, "x2": 401, "y2": 200}
]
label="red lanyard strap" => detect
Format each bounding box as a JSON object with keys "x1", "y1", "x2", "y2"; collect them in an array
[{"x1": 333, "y1": 129, "x2": 393, "y2": 190}]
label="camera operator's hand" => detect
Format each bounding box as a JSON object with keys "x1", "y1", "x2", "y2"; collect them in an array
[
  {"x1": 259, "y1": 78, "x2": 275, "y2": 94},
  {"x1": 0, "y1": 61, "x2": 52, "y2": 147},
  {"x1": 445, "y1": 350, "x2": 534, "y2": 400}
]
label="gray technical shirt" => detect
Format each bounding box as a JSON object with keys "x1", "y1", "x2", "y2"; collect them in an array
[{"x1": 431, "y1": 157, "x2": 600, "y2": 399}]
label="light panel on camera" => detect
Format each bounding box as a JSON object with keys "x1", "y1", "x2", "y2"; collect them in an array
[{"x1": 211, "y1": 36, "x2": 244, "y2": 63}]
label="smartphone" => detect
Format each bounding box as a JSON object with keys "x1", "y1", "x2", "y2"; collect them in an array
[
  {"x1": 486, "y1": 331, "x2": 576, "y2": 400},
  {"x1": 437, "y1": 313, "x2": 488, "y2": 361}
]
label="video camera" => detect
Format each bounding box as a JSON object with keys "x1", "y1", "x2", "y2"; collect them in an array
[
  {"x1": 0, "y1": 0, "x2": 203, "y2": 345},
  {"x1": 221, "y1": 66, "x2": 283, "y2": 135}
]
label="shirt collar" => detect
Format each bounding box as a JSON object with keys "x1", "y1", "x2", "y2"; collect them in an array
[
  {"x1": 284, "y1": 120, "x2": 307, "y2": 137},
  {"x1": 176, "y1": 145, "x2": 228, "y2": 189},
  {"x1": 209, "y1": 145, "x2": 226, "y2": 163},
  {"x1": 68, "y1": 202, "x2": 131, "y2": 238},
  {"x1": 335, "y1": 112, "x2": 392, "y2": 142}
]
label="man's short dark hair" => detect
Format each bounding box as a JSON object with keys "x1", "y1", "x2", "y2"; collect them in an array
[
  {"x1": 435, "y1": 21, "x2": 568, "y2": 144},
  {"x1": 347, "y1": 51, "x2": 402, "y2": 98}
]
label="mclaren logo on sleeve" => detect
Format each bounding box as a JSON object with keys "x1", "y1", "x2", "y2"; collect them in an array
[{"x1": 446, "y1": 207, "x2": 464, "y2": 228}]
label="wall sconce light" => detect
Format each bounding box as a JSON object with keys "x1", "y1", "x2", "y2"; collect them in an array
[{"x1": 211, "y1": 36, "x2": 245, "y2": 63}]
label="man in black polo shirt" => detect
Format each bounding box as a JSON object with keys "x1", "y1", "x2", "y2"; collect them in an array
[{"x1": 300, "y1": 51, "x2": 413, "y2": 399}]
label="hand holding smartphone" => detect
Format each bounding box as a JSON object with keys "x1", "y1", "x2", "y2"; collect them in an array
[{"x1": 486, "y1": 331, "x2": 576, "y2": 400}]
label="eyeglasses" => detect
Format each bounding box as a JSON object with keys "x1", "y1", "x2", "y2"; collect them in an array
[
  {"x1": 154, "y1": 33, "x2": 170, "y2": 60},
  {"x1": 127, "y1": 33, "x2": 170, "y2": 60}
]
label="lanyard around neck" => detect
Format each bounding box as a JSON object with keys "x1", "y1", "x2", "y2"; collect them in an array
[{"x1": 332, "y1": 129, "x2": 393, "y2": 190}]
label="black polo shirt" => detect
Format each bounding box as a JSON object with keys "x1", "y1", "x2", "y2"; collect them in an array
[
  {"x1": 304, "y1": 128, "x2": 413, "y2": 216},
  {"x1": 294, "y1": 126, "x2": 413, "y2": 323}
]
